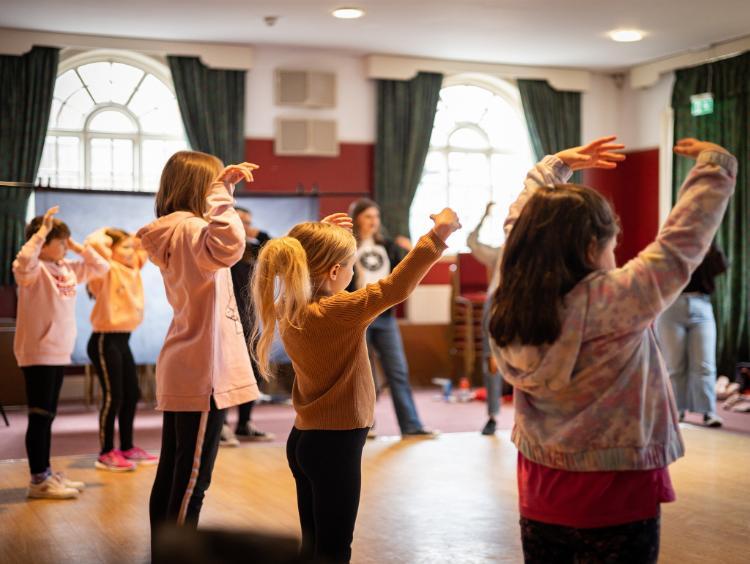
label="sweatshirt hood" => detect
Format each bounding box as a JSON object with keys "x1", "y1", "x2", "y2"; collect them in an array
[
  {"x1": 136, "y1": 212, "x2": 193, "y2": 269},
  {"x1": 492, "y1": 285, "x2": 588, "y2": 397}
]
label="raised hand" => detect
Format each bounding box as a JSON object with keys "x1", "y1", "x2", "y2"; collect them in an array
[
  {"x1": 40, "y1": 206, "x2": 59, "y2": 234},
  {"x1": 218, "y1": 162, "x2": 260, "y2": 187},
  {"x1": 430, "y1": 208, "x2": 461, "y2": 241},
  {"x1": 394, "y1": 235, "x2": 413, "y2": 251},
  {"x1": 555, "y1": 136, "x2": 626, "y2": 171},
  {"x1": 67, "y1": 238, "x2": 85, "y2": 255},
  {"x1": 322, "y1": 213, "x2": 354, "y2": 232},
  {"x1": 673, "y1": 138, "x2": 729, "y2": 160}
]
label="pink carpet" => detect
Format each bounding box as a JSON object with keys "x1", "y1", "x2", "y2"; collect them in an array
[
  {"x1": 2, "y1": 389, "x2": 749, "y2": 461},
  {"x1": 0, "y1": 389, "x2": 515, "y2": 460}
]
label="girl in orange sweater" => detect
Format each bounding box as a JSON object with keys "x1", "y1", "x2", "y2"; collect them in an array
[
  {"x1": 86, "y1": 228, "x2": 156, "y2": 472},
  {"x1": 252, "y1": 209, "x2": 461, "y2": 563}
]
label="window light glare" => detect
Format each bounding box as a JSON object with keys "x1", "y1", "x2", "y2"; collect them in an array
[
  {"x1": 608, "y1": 29, "x2": 644, "y2": 43},
  {"x1": 332, "y1": 7, "x2": 365, "y2": 19}
]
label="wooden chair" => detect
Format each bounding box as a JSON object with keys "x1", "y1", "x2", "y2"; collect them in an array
[{"x1": 450, "y1": 253, "x2": 489, "y2": 385}]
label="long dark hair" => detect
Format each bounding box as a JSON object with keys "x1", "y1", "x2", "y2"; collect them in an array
[
  {"x1": 490, "y1": 184, "x2": 620, "y2": 348},
  {"x1": 348, "y1": 198, "x2": 386, "y2": 245}
]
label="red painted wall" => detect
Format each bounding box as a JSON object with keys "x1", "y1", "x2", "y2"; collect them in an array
[
  {"x1": 583, "y1": 148, "x2": 660, "y2": 265},
  {"x1": 243, "y1": 138, "x2": 374, "y2": 218}
]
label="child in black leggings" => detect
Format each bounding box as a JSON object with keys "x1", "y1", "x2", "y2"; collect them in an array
[
  {"x1": 13, "y1": 207, "x2": 108, "y2": 499},
  {"x1": 252, "y1": 210, "x2": 460, "y2": 562},
  {"x1": 87, "y1": 228, "x2": 156, "y2": 471}
]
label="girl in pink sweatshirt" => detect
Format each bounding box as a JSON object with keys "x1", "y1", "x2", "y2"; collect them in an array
[
  {"x1": 489, "y1": 137, "x2": 736, "y2": 563},
  {"x1": 136, "y1": 151, "x2": 261, "y2": 548},
  {"x1": 86, "y1": 227, "x2": 156, "y2": 472},
  {"x1": 13, "y1": 206, "x2": 109, "y2": 500}
]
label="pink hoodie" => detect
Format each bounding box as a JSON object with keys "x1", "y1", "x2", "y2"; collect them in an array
[
  {"x1": 493, "y1": 151, "x2": 736, "y2": 472},
  {"x1": 13, "y1": 234, "x2": 110, "y2": 367},
  {"x1": 137, "y1": 181, "x2": 259, "y2": 412}
]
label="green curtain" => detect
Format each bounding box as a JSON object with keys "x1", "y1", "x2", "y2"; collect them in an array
[
  {"x1": 672, "y1": 51, "x2": 750, "y2": 376},
  {"x1": 374, "y1": 72, "x2": 443, "y2": 238},
  {"x1": 167, "y1": 56, "x2": 246, "y2": 165},
  {"x1": 0, "y1": 46, "x2": 59, "y2": 286},
  {"x1": 518, "y1": 79, "x2": 581, "y2": 182}
]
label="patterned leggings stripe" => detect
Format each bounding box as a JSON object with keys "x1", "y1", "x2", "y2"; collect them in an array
[
  {"x1": 97, "y1": 334, "x2": 112, "y2": 452},
  {"x1": 177, "y1": 411, "x2": 209, "y2": 525}
]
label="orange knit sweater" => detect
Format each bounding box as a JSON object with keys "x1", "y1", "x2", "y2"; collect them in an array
[{"x1": 282, "y1": 231, "x2": 446, "y2": 430}]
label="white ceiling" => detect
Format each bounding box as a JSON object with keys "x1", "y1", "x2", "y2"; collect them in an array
[{"x1": 2, "y1": 0, "x2": 749, "y2": 69}]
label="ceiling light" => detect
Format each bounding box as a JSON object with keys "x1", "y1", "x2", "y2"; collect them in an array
[
  {"x1": 608, "y1": 29, "x2": 644, "y2": 42},
  {"x1": 332, "y1": 7, "x2": 365, "y2": 19}
]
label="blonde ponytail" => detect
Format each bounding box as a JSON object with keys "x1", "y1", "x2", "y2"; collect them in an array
[
  {"x1": 250, "y1": 222, "x2": 357, "y2": 380},
  {"x1": 251, "y1": 237, "x2": 312, "y2": 380}
]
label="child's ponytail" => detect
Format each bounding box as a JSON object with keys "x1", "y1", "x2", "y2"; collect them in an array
[{"x1": 251, "y1": 237, "x2": 312, "y2": 380}]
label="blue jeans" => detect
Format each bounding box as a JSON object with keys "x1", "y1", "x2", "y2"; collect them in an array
[
  {"x1": 656, "y1": 294, "x2": 718, "y2": 416},
  {"x1": 482, "y1": 298, "x2": 502, "y2": 417},
  {"x1": 366, "y1": 314, "x2": 424, "y2": 433}
]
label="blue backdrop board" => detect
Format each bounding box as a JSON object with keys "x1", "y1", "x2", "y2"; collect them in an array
[{"x1": 33, "y1": 190, "x2": 317, "y2": 364}]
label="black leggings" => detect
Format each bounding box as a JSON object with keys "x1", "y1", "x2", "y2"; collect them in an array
[
  {"x1": 149, "y1": 400, "x2": 225, "y2": 554},
  {"x1": 286, "y1": 427, "x2": 369, "y2": 563},
  {"x1": 22, "y1": 366, "x2": 64, "y2": 475},
  {"x1": 236, "y1": 400, "x2": 254, "y2": 428},
  {"x1": 520, "y1": 517, "x2": 660, "y2": 564},
  {"x1": 87, "y1": 332, "x2": 140, "y2": 454}
]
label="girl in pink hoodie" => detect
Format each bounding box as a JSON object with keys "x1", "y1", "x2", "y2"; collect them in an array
[
  {"x1": 13, "y1": 206, "x2": 109, "y2": 500},
  {"x1": 489, "y1": 137, "x2": 736, "y2": 563},
  {"x1": 136, "y1": 151, "x2": 260, "y2": 548}
]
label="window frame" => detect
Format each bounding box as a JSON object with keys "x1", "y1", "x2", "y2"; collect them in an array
[
  {"x1": 410, "y1": 74, "x2": 534, "y2": 252},
  {"x1": 42, "y1": 49, "x2": 188, "y2": 192}
]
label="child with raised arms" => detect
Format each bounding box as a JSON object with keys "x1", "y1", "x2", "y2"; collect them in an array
[
  {"x1": 252, "y1": 208, "x2": 461, "y2": 563},
  {"x1": 137, "y1": 152, "x2": 261, "y2": 549},
  {"x1": 13, "y1": 206, "x2": 109, "y2": 499},
  {"x1": 489, "y1": 136, "x2": 736, "y2": 563},
  {"x1": 86, "y1": 227, "x2": 156, "y2": 471}
]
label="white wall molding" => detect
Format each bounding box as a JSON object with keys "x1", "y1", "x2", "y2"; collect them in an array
[
  {"x1": 366, "y1": 54, "x2": 591, "y2": 92},
  {"x1": 658, "y1": 107, "x2": 675, "y2": 227},
  {"x1": 630, "y1": 34, "x2": 750, "y2": 89},
  {"x1": 0, "y1": 27, "x2": 254, "y2": 70}
]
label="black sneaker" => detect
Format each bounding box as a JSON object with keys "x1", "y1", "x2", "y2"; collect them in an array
[
  {"x1": 481, "y1": 418, "x2": 497, "y2": 436},
  {"x1": 703, "y1": 413, "x2": 723, "y2": 428},
  {"x1": 235, "y1": 423, "x2": 275, "y2": 442},
  {"x1": 402, "y1": 428, "x2": 440, "y2": 439}
]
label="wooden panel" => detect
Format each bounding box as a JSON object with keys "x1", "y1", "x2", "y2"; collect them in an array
[
  {"x1": 0, "y1": 319, "x2": 25, "y2": 406},
  {"x1": 400, "y1": 322, "x2": 451, "y2": 386},
  {"x1": 0, "y1": 286, "x2": 16, "y2": 318}
]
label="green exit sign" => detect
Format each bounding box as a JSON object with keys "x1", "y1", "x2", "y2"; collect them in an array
[{"x1": 691, "y1": 93, "x2": 714, "y2": 116}]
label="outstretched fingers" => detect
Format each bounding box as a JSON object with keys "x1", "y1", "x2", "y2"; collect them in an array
[{"x1": 322, "y1": 212, "x2": 354, "y2": 231}]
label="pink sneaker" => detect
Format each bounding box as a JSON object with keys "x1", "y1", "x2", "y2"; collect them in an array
[
  {"x1": 121, "y1": 446, "x2": 158, "y2": 466},
  {"x1": 95, "y1": 450, "x2": 136, "y2": 472}
]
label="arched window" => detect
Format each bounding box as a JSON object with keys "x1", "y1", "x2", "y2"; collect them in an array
[
  {"x1": 409, "y1": 77, "x2": 534, "y2": 253},
  {"x1": 38, "y1": 51, "x2": 189, "y2": 191}
]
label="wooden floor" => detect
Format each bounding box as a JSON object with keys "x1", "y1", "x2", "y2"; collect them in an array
[{"x1": 0, "y1": 427, "x2": 748, "y2": 564}]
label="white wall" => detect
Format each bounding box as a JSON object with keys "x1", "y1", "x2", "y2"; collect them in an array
[
  {"x1": 619, "y1": 73, "x2": 675, "y2": 150},
  {"x1": 244, "y1": 45, "x2": 376, "y2": 143},
  {"x1": 582, "y1": 71, "x2": 675, "y2": 151},
  {"x1": 581, "y1": 72, "x2": 621, "y2": 143}
]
